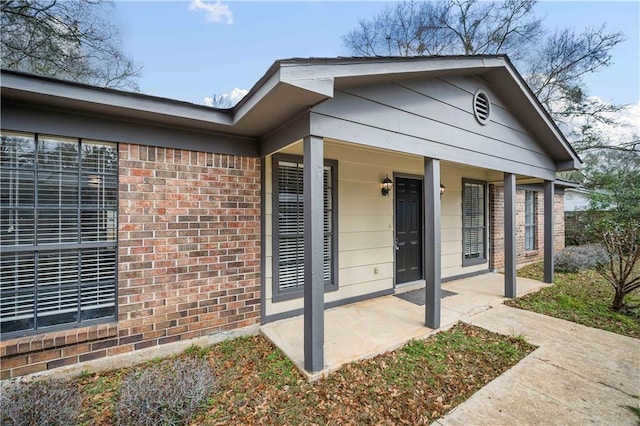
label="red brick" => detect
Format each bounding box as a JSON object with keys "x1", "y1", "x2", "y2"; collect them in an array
[
  {"x1": 12, "y1": 362, "x2": 47, "y2": 376},
  {"x1": 29, "y1": 349, "x2": 62, "y2": 363},
  {"x1": 6, "y1": 145, "x2": 260, "y2": 378},
  {"x1": 2, "y1": 355, "x2": 29, "y2": 369},
  {"x1": 79, "y1": 350, "x2": 107, "y2": 362},
  {"x1": 48, "y1": 356, "x2": 78, "y2": 370}
]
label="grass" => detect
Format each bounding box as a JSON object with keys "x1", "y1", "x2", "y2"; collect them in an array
[
  {"x1": 506, "y1": 263, "x2": 640, "y2": 339},
  {"x1": 65, "y1": 322, "x2": 534, "y2": 425}
]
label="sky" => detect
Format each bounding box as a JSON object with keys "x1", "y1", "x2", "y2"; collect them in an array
[{"x1": 114, "y1": 1, "x2": 640, "y2": 107}]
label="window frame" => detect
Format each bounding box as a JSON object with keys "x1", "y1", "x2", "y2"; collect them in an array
[
  {"x1": 524, "y1": 190, "x2": 537, "y2": 251},
  {"x1": 271, "y1": 153, "x2": 338, "y2": 302},
  {"x1": 462, "y1": 178, "x2": 488, "y2": 267},
  {"x1": 1, "y1": 131, "x2": 118, "y2": 339}
]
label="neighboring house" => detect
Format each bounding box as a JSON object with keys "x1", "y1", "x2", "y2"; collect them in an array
[
  {"x1": 564, "y1": 187, "x2": 592, "y2": 212},
  {"x1": 0, "y1": 55, "x2": 580, "y2": 378}
]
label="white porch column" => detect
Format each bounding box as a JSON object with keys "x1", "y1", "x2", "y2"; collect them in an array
[
  {"x1": 543, "y1": 180, "x2": 555, "y2": 283},
  {"x1": 303, "y1": 135, "x2": 324, "y2": 373},
  {"x1": 424, "y1": 158, "x2": 442, "y2": 329},
  {"x1": 504, "y1": 173, "x2": 516, "y2": 298}
]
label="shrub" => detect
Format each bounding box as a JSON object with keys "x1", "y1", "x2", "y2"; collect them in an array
[
  {"x1": 564, "y1": 211, "x2": 600, "y2": 246},
  {"x1": 115, "y1": 355, "x2": 215, "y2": 426},
  {"x1": 554, "y1": 244, "x2": 608, "y2": 273},
  {"x1": 1, "y1": 378, "x2": 81, "y2": 425}
]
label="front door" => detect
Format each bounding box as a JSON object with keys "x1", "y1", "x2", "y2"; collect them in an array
[{"x1": 395, "y1": 177, "x2": 423, "y2": 285}]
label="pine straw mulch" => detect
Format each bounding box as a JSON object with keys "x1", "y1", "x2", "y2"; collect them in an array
[{"x1": 74, "y1": 322, "x2": 535, "y2": 425}]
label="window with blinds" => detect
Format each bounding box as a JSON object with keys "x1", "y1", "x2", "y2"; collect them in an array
[
  {"x1": 462, "y1": 179, "x2": 486, "y2": 266},
  {"x1": 1, "y1": 132, "x2": 117, "y2": 337},
  {"x1": 272, "y1": 155, "x2": 337, "y2": 298},
  {"x1": 525, "y1": 190, "x2": 537, "y2": 251}
]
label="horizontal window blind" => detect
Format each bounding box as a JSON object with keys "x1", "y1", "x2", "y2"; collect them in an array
[
  {"x1": 525, "y1": 190, "x2": 536, "y2": 251},
  {"x1": 0, "y1": 131, "x2": 118, "y2": 336},
  {"x1": 274, "y1": 157, "x2": 335, "y2": 294},
  {"x1": 463, "y1": 180, "x2": 486, "y2": 263}
]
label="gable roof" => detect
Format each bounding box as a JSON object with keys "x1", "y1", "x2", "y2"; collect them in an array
[{"x1": 1, "y1": 55, "x2": 580, "y2": 169}]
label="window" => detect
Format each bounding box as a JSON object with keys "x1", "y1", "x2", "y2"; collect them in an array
[
  {"x1": 462, "y1": 179, "x2": 486, "y2": 266},
  {"x1": 525, "y1": 190, "x2": 537, "y2": 251},
  {"x1": 272, "y1": 154, "x2": 337, "y2": 300},
  {"x1": 1, "y1": 132, "x2": 117, "y2": 337}
]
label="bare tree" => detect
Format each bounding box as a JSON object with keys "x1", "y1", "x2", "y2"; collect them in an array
[
  {"x1": 527, "y1": 26, "x2": 623, "y2": 120},
  {"x1": 1, "y1": 0, "x2": 141, "y2": 90},
  {"x1": 342, "y1": 0, "x2": 626, "y2": 155},
  {"x1": 343, "y1": 1, "x2": 456, "y2": 56},
  {"x1": 206, "y1": 93, "x2": 234, "y2": 109},
  {"x1": 343, "y1": 0, "x2": 542, "y2": 60},
  {"x1": 588, "y1": 167, "x2": 640, "y2": 313}
]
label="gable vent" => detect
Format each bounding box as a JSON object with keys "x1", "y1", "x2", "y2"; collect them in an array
[{"x1": 473, "y1": 90, "x2": 491, "y2": 125}]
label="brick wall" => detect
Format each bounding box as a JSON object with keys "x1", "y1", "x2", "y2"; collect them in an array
[
  {"x1": 490, "y1": 186, "x2": 565, "y2": 271},
  {"x1": 1, "y1": 144, "x2": 261, "y2": 379}
]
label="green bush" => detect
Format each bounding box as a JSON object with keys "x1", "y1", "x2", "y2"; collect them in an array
[
  {"x1": 115, "y1": 355, "x2": 215, "y2": 426},
  {"x1": 564, "y1": 211, "x2": 600, "y2": 246},
  {"x1": 1, "y1": 378, "x2": 81, "y2": 425}
]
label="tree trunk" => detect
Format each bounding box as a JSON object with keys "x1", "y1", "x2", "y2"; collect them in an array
[{"x1": 612, "y1": 290, "x2": 626, "y2": 312}]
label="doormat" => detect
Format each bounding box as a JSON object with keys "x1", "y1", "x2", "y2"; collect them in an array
[{"x1": 394, "y1": 288, "x2": 457, "y2": 306}]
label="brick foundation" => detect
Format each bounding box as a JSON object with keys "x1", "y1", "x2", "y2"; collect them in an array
[
  {"x1": 490, "y1": 186, "x2": 564, "y2": 271},
  {"x1": 1, "y1": 144, "x2": 261, "y2": 379}
]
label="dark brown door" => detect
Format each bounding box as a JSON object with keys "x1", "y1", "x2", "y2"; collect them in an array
[{"x1": 395, "y1": 177, "x2": 423, "y2": 284}]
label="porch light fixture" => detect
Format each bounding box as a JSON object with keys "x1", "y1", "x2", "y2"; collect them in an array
[
  {"x1": 381, "y1": 175, "x2": 393, "y2": 197},
  {"x1": 440, "y1": 184, "x2": 446, "y2": 197}
]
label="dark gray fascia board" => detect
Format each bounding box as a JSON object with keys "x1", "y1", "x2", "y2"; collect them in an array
[
  {"x1": 1, "y1": 69, "x2": 234, "y2": 127},
  {"x1": 484, "y1": 59, "x2": 582, "y2": 170},
  {"x1": 2, "y1": 101, "x2": 258, "y2": 157}
]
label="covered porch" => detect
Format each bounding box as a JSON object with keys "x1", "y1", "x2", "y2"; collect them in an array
[
  {"x1": 258, "y1": 57, "x2": 579, "y2": 375},
  {"x1": 261, "y1": 272, "x2": 550, "y2": 380}
]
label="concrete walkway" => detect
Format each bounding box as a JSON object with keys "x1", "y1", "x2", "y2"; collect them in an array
[{"x1": 435, "y1": 304, "x2": 640, "y2": 426}]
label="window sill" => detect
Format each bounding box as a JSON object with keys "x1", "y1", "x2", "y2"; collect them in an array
[
  {"x1": 525, "y1": 250, "x2": 540, "y2": 257},
  {"x1": 272, "y1": 284, "x2": 339, "y2": 303},
  {"x1": 462, "y1": 257, "x2": 487, "y2": 267},
  {"x1": 1, "y1": 322, "x2": 118, "y2": 357}
]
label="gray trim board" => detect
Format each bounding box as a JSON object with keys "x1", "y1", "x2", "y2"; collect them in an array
[
  {"x1": 260, "y1": 157, "x2": 267, "y2": 325},
  {"x1": 543, "y1": 180, "x2": 555, "y2": 284},
  {"x1": 262, "y1": 289, "x2": 394, "y2": 324},
  {"x1": 424, "y1": 158, "x2": 442, "y2": 329},
  {"x1": 303, "y1": 136, "x2": 324, "y2": 373},
  {"x1": 517, "y1": 183, "x2": 565, "y2": 195},
  {"x1": 3, "y1": 102, "x2": 258, "y2": 157},
  {"x1": 504, "y1": 173, "x2": 517, "y2": 298},
  {"x1": 259, "y1": 111, "x2": 310, "y2": 157},
  {"x1": 443, "y1": 269, "x2": 491, "y2": 283}
]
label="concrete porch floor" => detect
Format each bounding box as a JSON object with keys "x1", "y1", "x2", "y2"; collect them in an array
[{"x1": 260, "y1": 272, "x2": 550, "y2": 380}]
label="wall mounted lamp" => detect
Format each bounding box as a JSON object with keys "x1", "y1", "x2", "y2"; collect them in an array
[
  {"x1": 440, "y1": 184, "x2": 446, "y2": 197},
  {"x1": 381, "y1": 175, "x2": 393, "y2": 197}
]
